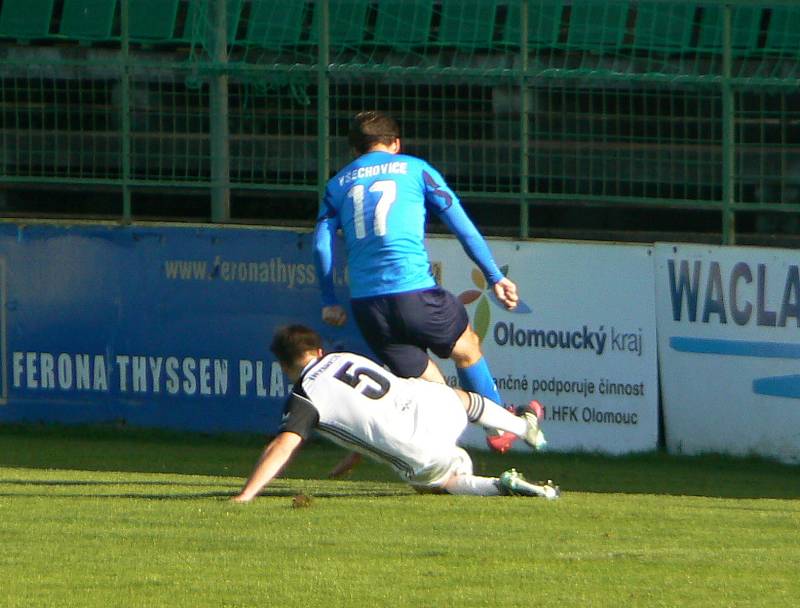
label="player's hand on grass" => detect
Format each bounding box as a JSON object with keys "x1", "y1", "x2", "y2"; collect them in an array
[
  {"x1": 493, "y1": 277, "x2": 519, "y2": 311},
  {"x1": 322, "y1": 305, "x2": 348, "y2": 326}
]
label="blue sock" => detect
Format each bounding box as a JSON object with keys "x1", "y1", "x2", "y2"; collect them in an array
[{"x1": 456, "y1": 357, "x2": 503, "y2": 404}]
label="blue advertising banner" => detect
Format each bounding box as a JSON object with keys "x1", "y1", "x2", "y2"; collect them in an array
[{"x1": 0, "y1": 222, "x2": 368, "y2": 434}]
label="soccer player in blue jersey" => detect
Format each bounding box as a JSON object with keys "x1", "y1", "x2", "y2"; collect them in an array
[{"x1": 314, "y1": 111, "x2": 527, "y2": 454}]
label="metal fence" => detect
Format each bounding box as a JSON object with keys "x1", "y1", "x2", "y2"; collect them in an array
[{"x1": 1, "y1": 0, "x2": 800, "y2": 242}]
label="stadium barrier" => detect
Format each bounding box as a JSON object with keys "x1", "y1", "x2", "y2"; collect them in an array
[
  {"x1": 0, "y1": 221, "x2": 661, "y2": 454},
  {"x1": 655, "y1": 243, "x2": 800, "y2": 464},
  {"x1": 427, "y1": 236, "x2": 660, "y2": 454},
  {"x1": 0, "y1": 221, "x2": 366, "y2": 433},
  {"x1": 2, "y1": 220, "x2": 799, "y2": 460}
]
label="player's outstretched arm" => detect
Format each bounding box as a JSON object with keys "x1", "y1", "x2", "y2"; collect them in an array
[
  {"x1": 493, "y1": 277, "x2": 519, "y2": 311},
  {"x1": 232, "y1": 432, "x2": 303, "y2": 503}
]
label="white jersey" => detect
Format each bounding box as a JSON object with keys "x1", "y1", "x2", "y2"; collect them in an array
[{"x1": 280, "y1": 352, "x2": 468, "y2": 484}]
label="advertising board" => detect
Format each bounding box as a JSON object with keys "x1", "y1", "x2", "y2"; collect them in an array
[
  {"x1": 430, "y1": 238, "x2": 659, "y2": 453},
  {"x1": 0, "y1": 223, "x2": 363, "y2": 433},
  {"x1": 655, "y1": 243, "x2": 800, "y2": 463}
]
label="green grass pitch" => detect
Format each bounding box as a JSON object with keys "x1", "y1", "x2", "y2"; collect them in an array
[{"x1": 1, "y1": 424, "x2": 799, "y2": 607}]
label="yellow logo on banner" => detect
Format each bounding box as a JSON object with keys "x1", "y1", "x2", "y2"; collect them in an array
[{"x1": 457, "y1": 265, "x2": 532, "y2": 342}]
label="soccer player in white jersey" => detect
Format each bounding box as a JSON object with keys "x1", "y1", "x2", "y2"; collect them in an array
[{"x1": 232, "y1": 325, "x2": 558, "y2": 502}]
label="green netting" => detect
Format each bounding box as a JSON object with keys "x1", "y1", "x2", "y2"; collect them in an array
[
  {"x1": 228, "y1": 79, "x2": 319, "y2": 186},
  {"x1": 128, "y1": 71, "x2": 211, "y2": 183},
  {"x1": 526, "y1": 85, "x2": 724, "y2": 201},
  {"x1": 374, "y1": 0, "x2": 434, "y2": 49},
  {"x1": 735, "y1": 91, "x2": 800, "y2": 206},
  {"x1": 204, "y1": 1, "x2": 800, "y2": 83},
  {"x1": 0, "y1": 73, "x2": 121, "y2": 180},
  {"x1": 1, "y1": 0, "x2": 799, "y2": 238}
]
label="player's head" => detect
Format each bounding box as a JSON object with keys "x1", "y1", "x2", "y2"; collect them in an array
[
  {"x1": 270, "y1": 324, "x2": 324, "y2": 373},
  {"x1": 348, "y1": 111, "x2": 401, "y2": 155}
]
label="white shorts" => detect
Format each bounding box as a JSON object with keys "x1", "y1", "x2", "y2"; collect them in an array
[
  {"x1": 400, "y1": 379, "x2": 472, "y2": 488},
  {"x1": 409, "y1": 446, "x2": 474, "y2": 489}
]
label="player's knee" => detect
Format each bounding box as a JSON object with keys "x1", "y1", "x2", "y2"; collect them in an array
[{"x1": 450, "y1": 326, "x2": 482, "y2": 366}]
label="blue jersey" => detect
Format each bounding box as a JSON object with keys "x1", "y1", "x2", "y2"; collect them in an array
[{"x1": 314, "y1": 151, "x2": 503, "y2": 304}]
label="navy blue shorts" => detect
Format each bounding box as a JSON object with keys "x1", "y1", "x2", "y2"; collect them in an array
[{"x1": 350, "y1": 287, "x2": 469, "y2": 378}]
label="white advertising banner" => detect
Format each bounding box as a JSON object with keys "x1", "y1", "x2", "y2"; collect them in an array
[
  {"x1": 655, "y1": 243, "x2": 800, "y2": 463},
  {"x1": 429, "y1": 238, "x2": 659, "y2": 454}
]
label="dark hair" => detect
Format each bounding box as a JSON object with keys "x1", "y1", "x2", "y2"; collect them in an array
[
  {"x1": 348, "y1": 111, "x2": 400, "y2": 154},
  {"x1": 270, "y1": 325, "x2": 324, "y2": 367}
]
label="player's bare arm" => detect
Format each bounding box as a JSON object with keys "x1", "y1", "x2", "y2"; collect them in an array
[{"x1": 232, "y1": 432, "x2": 303, "y2": 503}]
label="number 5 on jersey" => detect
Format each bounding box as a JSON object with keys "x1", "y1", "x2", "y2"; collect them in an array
[
  {"x1": 347, "y1": 180, "x2": 397, "y2": 239},
  {"x1": 334, "y1": 361, "x2": 391, "y2": 399}
]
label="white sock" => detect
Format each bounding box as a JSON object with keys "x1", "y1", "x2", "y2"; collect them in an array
[
  {"x1": 443, "y1": 474, "x2": 502, "y2": 496},
  {"x1": 465, "y1": 392, "x2": 527, "y2": 436}
]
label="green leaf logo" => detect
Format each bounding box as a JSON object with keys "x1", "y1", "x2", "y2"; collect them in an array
[
  {"x1": 474, "y1": 296, "x2": 490, "y2": 342},
  {"x1": 456, "y1": 264, "x2": 531, "y2": 344}
]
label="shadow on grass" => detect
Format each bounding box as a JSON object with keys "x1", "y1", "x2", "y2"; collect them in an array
[
  {"x1": 2, "y1": 424, "x2": 799, "y2": 500},
  {"x1": 0, "y1": 491, "x2": 239, "y2": 500},
  {"x1": 0, "y1": 477, "x2": 412, "y2": 501},
  {"x1": 469, "y1": 450, "x2": 800, "y2": 500},
  {"x1": 0, "y1": 479, "x2": 233, "y2": 487},
  {"x1": 0, "y1": 489, "x2": 410, "y2": 501}
]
